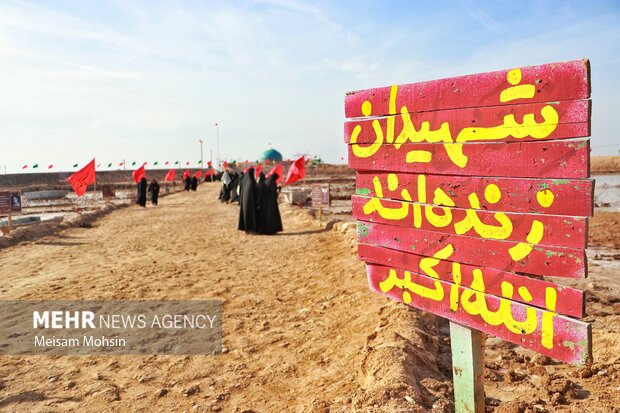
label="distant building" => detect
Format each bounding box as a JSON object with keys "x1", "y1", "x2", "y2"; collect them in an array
[{"x1": 260, "y1": 147, "x2": 283, "y2": 163}]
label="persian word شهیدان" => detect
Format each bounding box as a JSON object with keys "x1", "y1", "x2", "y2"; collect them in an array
[{"x1": 349, "y1": 68, "x2": 560, "y2": 168}]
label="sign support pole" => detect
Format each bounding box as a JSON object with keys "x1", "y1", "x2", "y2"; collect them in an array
[{"x1": 450, "y1": 321, "x2": 485, "y2": 413}]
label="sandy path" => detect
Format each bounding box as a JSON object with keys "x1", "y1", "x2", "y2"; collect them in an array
[{"x1": 0, "y1": 184, "x2": 386, "y2": 412}]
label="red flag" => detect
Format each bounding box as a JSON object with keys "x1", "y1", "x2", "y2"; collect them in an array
[
  {"x1": 164, "y1": 161, "x2": 169, "y2": 165},
  {"x1": 255, "y1": 163, "x2": 262, "y2": 179},
  {"x1": 164, "y1": 169, "x2": 175, "y2": 181},
  {"x1": 96, "y1": 163, "x2": 101, "y2": 168},
  {"x1": 119, "y1": 161, "x2": 124, "y2": 166},
  {"x1": 207, "y1": 161, "x2": 212, "y2": 168},
  {"x1": 183, "y1": 169, "x2": 191, "y2": 180},
  {"x1": 185, "y1": 161, "x2": 190, "y2": 166},
  {"x1": 132, "y1": 164, "x2": 146, "y2": 183},
  {"x1": 21, "y1": 164, "x2": 28, "y2": 169},
  {"x1": 243, "y1": 166, "x2": 251, "y2": 174},
  {"x1": 285, "y1": 156, "x2": 305, "y2": 185},
  {"x1": 266, "y1": 163, "x2": 284, "y2": 183},
  {"x1": 205, "y1": 169, "x2": 216, "y2": 176},
  {"x1": 222, "y1": 161, "x2": 229, "y2": 169},
  {"x1": 67, "y1": 159, "x2": 96, "y2": 197},
  {"x1": 48, "y1": 164, "x2": 54, "y2": 169},
  {"x1": 194, "y1": 170, "x2": 203, "y2": 179}
]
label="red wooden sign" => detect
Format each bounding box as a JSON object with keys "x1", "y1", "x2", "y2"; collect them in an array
[
  {"x1": 347, "y1": 139, "x2": 589, "y2": 178},
  {"x1": 345, "y1": 60, "x2": 590, "y2": 118},
  {"x1": 352, "y1": 196, "x2": 587, "y2": 249},
  {"x1": 355, "y1": 172, "x2": 594, "y2": 217},
  {"x1": 358, "y1": 244, "x2": 585, "y2": 318},
  {"x1": 345, "y1": 60, "x2": 592, "y2": 364}
]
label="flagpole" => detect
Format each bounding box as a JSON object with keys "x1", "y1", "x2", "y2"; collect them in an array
[
  {"x1": 199, "y1": 139, "x2": 204, "y2": 170},
  {"x1": 215, "y1": 123, "x2": 220, "y2": 169}
]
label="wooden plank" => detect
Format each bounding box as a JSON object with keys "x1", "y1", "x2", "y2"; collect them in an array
[
  {"x1": 345, "y1": 100, "x2": 590, "y2": 145},
  {"x1": 357, "y1": 244, "x2": 585, "y2": 318},
  {"x1": 348, "y1": 139, "x2": 589, "y2": 179},
  {"x1": 352, "y1": 195, "x2": 587, "y2": 249},
  {"x1": 355, "y1": 172, "x2": 594, "y2": 217},
  {"x1": 345, "y1": 59, "x2": 590, "y2": 118},
  {"x1": 450, "y1": 322, "x2": 485, "y2": 413},
  {"x1": 366, "y1": 263, "x2": 592, "y2": 364},
  {"x1": 357, "y1": 221, "x2": 586, "y2": 278}
]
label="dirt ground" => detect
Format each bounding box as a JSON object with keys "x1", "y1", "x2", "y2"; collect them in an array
[{"x1": 0, "y1": 184, "x2": 619, "y2": 412}]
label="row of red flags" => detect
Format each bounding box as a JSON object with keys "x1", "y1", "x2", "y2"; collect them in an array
[
  {"x1": 24, "y1": 157, "x2": 324, "y2": 170},
  {"x1": 67, "y1": 157, "x2": 306, "y2": 197}
]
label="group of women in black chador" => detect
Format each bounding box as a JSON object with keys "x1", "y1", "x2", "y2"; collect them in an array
[
  {"x1": 136, "y1": 178, "x2": 160, "y2": 207},
  {"x1": 184, "y1": 176, "x2": 198, "y2": 191},
  {"x1": 219, "y1": 167, "x2": 282, "y2": 235}
]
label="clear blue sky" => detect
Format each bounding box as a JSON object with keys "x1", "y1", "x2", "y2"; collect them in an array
[{"x1": 0, "y1": 0, "x2": 618, "y2": 172}]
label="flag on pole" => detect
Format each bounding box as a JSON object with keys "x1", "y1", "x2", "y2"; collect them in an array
[
  {"x1": 198, "y1": 160, "x2": 203, "y2": 164},
  {"x1": 21, "y1": 165, "x2": 28, "y2": 169},
  {"x1": 255, "y1": 163, "x2": 262, "y2": 179},
  {"x1": 175, "y1": 161, "x2": 179, "y2": 165},
  {"x1": 285, "y1": 156, "x2": 305, "y2": 185},
  {"x1": 164, "y1": 161, "x2": 169, "y2": 165},
  {"x1": 131, "y1": 161, "x2": 137, "y2": 166},
  {"x1": 266, "y1": 163, "x2": 284, "y2": 183},
  {"x1": 73, "y1": 163, "x2": 79, "y2": 168},
  {"x1": 107, "y1": 162, "x2": 112, "y2": 167},
  {"x1": 183, "y1": 170, "x2": 191, "y2": 180},
  {"x1": 132, "y1": 164, "x2": 146, "y2": 183},
  {"x1": 194, "y1": 170, "x2": 203, "y2": 179},
  {"x1": 67, "y1": 159, "x2": 96, "y2": 197},
  {"x1": 154, "y1": 161, "x2": 158, "y2": 166},
  {"x1": 185, "y1": 161, "x2": 190, "y2": 166},
  {"x1": 222, "y1": 161, "x2": 229, "y2": 169},
  {"x1": 32, "y1": 164, "x2": 39, "y2": 169},
  {"x1": 207, "y1": 161, "x2": 212, "y2": 168},
  {"x1": 48, "y1": 164, "x2": 54, "y2": 169},
  {"x1": 119, "y1": 161, "x2": 125, "y2": 166},
  {"x1": 164, "y1": 169, "x2": 175, "y2": 181}
]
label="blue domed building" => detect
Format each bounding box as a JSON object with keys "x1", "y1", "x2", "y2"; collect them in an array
[{"x1": 260, "y1": 147, "x2": 283, "y2": 163}]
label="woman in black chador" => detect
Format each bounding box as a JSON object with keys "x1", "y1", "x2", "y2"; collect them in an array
[
  {"x1": 190, "y1": 176, "x2": 198, "y2": 191},
  {"x1": 257, "y1": 173, "x2": 283, "y2": 234},
  {"x1": 256, "y1": 172, "x2": 267, "y2": 209},
  {"x1": 219, "y1": 171, "x2": 231, "y2": 203},
  {"x1": 184, "y1": 176, "x2": 191, "y2": 191},
  {"x1": 238, "y1": 168, "x2": 258, "y2": 233},
  {"x1": 231, "y1": 172, "x2": 243, "y2": 204},
  {"x1": 148, "y1": 179, "x2": 160, "y2": 206},
  {"x1": 136, "y1": 177, "x2": 147, "y2": 207}
]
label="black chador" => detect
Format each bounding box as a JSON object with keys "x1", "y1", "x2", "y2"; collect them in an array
[
  {"x1": 231, "y1": 172, "x2": 243, "y2": 204},
  {"x1": 184, "y1": 177, "x2": 191, "y2": 191},
  {"x1": 148, "y1": 179, "x2": 160, "y2": 206},
  {"x1": 256, "y1": 172, "x2": 267, "y2": 209},
  {"x1": 190, "y1": 176, "x2": 198, "y2": 191},
  {"x1": 257, "y1": 173, "x2": 283, "y2": 234},
  {"x1": 136, "y1": 177, "x2": 147, "y2": 207},
  {"x1": 238, "y1": 168, "x2": 258, "y2": 233},
  {"x1": 220, "y1": 171, "x2": 231, "y2": 203}
]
